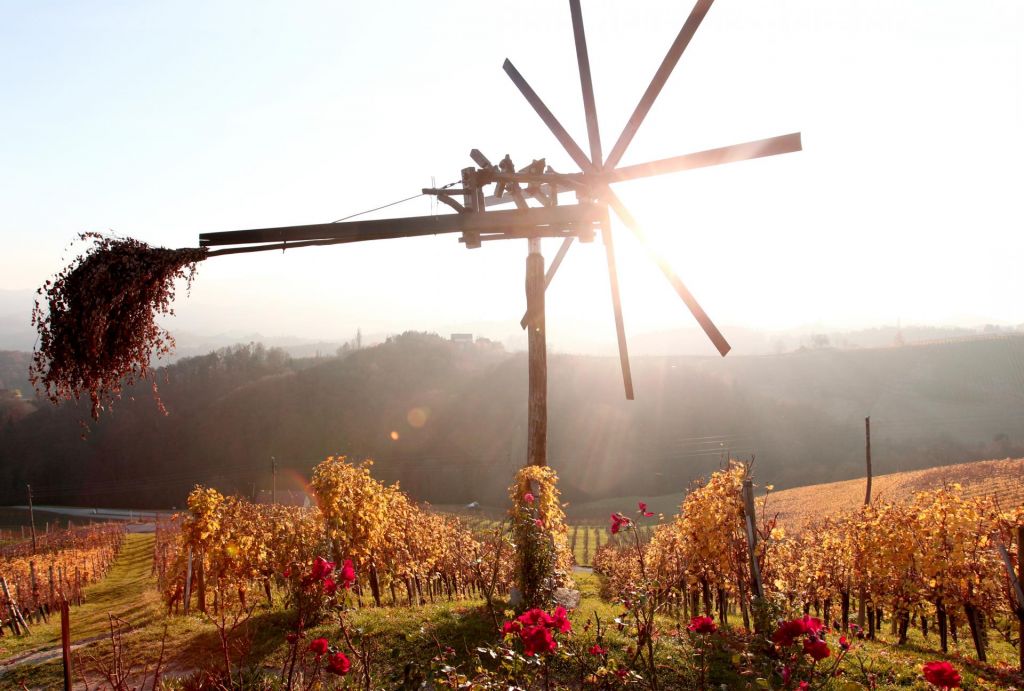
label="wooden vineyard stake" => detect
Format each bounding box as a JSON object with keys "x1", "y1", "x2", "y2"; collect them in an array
[
  {"x1": 61, "y1": 598, "x2": 72, "y2": 691},
  {"x1": 741, "y1": 479, "x2": 764, "y2": 603},
  {"x1": 183, "y1": 546, "x2": 193, "y2": 616},
  {"x1": 1002, "y1": 526, "x2": 1024, "y2": 671},
  {"x1": 0, "y1": 577, "x2": 29, "y2": 635},
  {"x1": 864, "y1": 416, "x2": 872, "y2": 504}
]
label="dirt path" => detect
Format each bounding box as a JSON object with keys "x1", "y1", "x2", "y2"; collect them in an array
[{"x1": 0, "y1": 533, "x2": 159, "y2": 682}]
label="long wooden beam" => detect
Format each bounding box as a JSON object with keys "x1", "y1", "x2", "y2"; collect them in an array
[{"x1": 199, "y1": 203, "x2": 604, "y2": 248}]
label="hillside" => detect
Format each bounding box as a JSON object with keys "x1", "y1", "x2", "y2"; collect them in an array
[
  {"x1": 1, "y1": 333, "x2": 1023, "y2": 509},
  {"x1": 764, "y1": 456, "x2": 1024, "y2": 533}
]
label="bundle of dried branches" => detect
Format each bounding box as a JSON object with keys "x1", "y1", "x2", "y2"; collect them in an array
[{"x1": 31, "y1": 233, "x2": 207, "y2": 419}]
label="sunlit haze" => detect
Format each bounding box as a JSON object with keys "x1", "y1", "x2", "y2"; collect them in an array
[{"x1": 2, "y1": 1, "x2": 1021, "y2": 354}]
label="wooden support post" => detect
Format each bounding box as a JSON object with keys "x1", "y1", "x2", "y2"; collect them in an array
[
  {"x1": 864, "y1": 417, "x2": 872, "y2": 505},
  {"x1": 461, "y1": 167, "x2": 482, "y2": 249},
  {"x1": 741, "y1": 479, "x2": 764, "y2": 603},
  {"x1": 27, "y1": 484, "x2": 37, "y2": 554},
  {"x1": 1019, "y1": 526, "x2": 1024, "y2": 673},
  {"x1": 1, "y1": 577, "x2": 29, "y2": 635},
  {"x1": 526, "y1": 237, "x2": 547, "y2": 467},
  {"x1": 184, "y1": 546, "x2": 193, "y2": 616},
  {"x1": 61, "y1": 598, "x2": 72, "y2": 691},
  {"x1": 196, "y1": 550, "x2": 206, "y2": 613},
  {"x1": 1001, "y1": 527, "x2": 1024, "y2": 671}
]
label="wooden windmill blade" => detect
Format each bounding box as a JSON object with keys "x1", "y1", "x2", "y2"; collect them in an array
[
  {"x1": 569, "y1": 0, "x2": 635, "y2": 400},
  {"x1": 604, "y1": 133, "x2": 803, "y2": 184},
  {"x1": 501, "y1": 17, "x2": 730, "y2": 384},
  {"x1": 603, "y1": 0, "x2": 716, "y2": 170},
  {"x1": 500, "y1": 0, "x2": 805, "y2": 367}
]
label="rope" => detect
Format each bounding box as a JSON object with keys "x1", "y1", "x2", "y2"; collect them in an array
[{"x1": 330, "y1": 180, "x2": 458, "y2": 223}]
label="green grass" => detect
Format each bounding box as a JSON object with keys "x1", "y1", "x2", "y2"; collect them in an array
[{"x1": 0, "y1": 533, "x2": 167, "y2": 687}]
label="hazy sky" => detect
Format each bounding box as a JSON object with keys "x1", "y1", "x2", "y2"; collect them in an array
[{"x1": 1, "y1": 1, "x2": 1021, "y2": 355}]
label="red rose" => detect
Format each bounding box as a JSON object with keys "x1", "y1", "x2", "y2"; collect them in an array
[
  {"x1": 323, "y1": 577, "x2": 337, "y2": 595},
  {"x1": 551, "y1": 606, "x2": 572, "y2": 634},
  {"x1": 589, "y1": 643, "x2": 607, "y2": 656},
  {"x1": 799, "y1": 615, "x2": 825, "y2": 635},
  {"x1": 922, "y1": 661, "x2": 961, "y2": 689},
  {"x1": 520, "y1": 625, "x2": 556, "y2": 656},
  {"x1": 309, "y1": 557, "x2": 335, "y2": 581},
  {"x1": 339, "y1": 559, "x2": 356, "y2": 589},
  {"x1": 802, "y1": 635, "x2": 830, "y2": 661},
  {"x1": 772, "y1": 619, "x2": 807, "y2": 647},
  {"x1": 610, "y1": 513, "x2": 631, "y2": 535},
  {"x1": 308, "y1": 637, "x2": 329, "y2": 656},
  {"x1": 523, "y1": 492, "x2": 535, "y2": 504},
  {"x1": 326, "y1": 651, "x2": 351, "y2": 676},
  {"x1": 687, "y1": 616, "x2": 717, "y2": 634},
  {"x1": 501, "y1": 620, "x2": 522, "y2": 636},
  {"x1": 839, "y1": 635, "x2": 851, "y2": 651},
  {"x1": 637, "y1": 501, "x2": 654, "y2": 517}
]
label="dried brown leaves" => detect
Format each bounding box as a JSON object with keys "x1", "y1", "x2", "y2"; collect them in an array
[{"x1": 31, "y1": 233, "x2": 208, "y2": 419}]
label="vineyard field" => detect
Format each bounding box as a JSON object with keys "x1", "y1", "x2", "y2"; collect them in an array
[{"x1": 764, "y1": 457, "x2": 1024, "y2": 533}]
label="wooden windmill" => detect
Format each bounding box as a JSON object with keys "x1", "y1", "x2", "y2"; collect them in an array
[{"x1": 198, "y1": 0, "x2": 801, "y2": 470}]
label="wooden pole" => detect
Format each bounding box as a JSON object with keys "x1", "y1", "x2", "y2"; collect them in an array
[
  {"x1": 27, "y1": 484, "x2": 37, "y2": 554},
  {"x1": 60, "y1": 598, "x2": 72, "y2": 691},
  {"x1": 864, "y1": 417, "x2": 872, "y2": 505},
  {"x1": 858, "y1": 419, "x2": 871, "y2": 630},
  {"x1": 526, "y1": 237, "x2": 547, "y2": 467},
  {"x1": 1018, "y1": 525, "x2": 1023, "y2": 672},
  {"x1": 183, "y1": 546, "x2": 193, "y2": 616},
  {"x1": 741, "y1": 479, "x2": 764, "y2": 602}
]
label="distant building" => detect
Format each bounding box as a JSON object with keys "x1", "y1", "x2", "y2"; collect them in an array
[{"x1": 450, "y1": 333, "x2": 473, "y2": 344}]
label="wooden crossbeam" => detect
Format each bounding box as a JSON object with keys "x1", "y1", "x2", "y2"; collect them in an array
[{"x1": 199, "y1": 204, "x2": 604, "y2": 249}]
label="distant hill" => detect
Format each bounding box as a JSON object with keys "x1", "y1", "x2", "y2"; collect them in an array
[{"x1": 1, "y1": 332, "x2": 1023, "y2": 509}]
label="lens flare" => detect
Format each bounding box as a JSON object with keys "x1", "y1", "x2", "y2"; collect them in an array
[{"x1": 406, "y1": 407, "x2": 430, "y2": 428}]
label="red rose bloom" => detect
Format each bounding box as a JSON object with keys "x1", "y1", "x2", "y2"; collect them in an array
[
  {"x1": 922, "y1": 661, "x2": 961, "y2": 689},
  {"x1": 773, "y1": 619, "x2": 806, "y2": 647},
  {"x1": 523, "y1": 492, "x2": 535, "y2": 504},
  {"x1": 589, "y1": 643, "x2": 607, "y2": 656},
  {"x1": 501, "y1": 607, "x2": 569, "y2": 656},
  {"x1": 323, "y1": 577, "x2": 337, "y2": 595},
  {"x1": 802, "y1": 635, "x2": 830, "y2": 661},
  {"x1": 309, "y1": 557, "x2": 335, "y2": 581},
  {"x1": 610, "y1": 513, "x2": 631, "y2": 535},
  {"x1": 339, "y1": 559, "x2": 356, "y2": 589},
  {"x1": 687, "y1": 615, "x2": 717, "y2": 634},
  {"x1": 521, "y1": 624, "x2": 557, "y2": 656},
  {"x1": 799, "y1": 615, "x2": 825, "y2": 635},
  {"x1": 551, "y1": 606, "x2": 572, "y2": 634},
  {"x1": 772, "y1": 616, "x2": 824, "y2": 647},
  {"x1": 326, "y1": 651, "x2": 351, "y2": 676},
  {"x1": 637, "y1": 501, "x2": 654, "y2": 517},
  {"x1": 308, "y1": 637, "x2": 329, "y2": 656}
]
